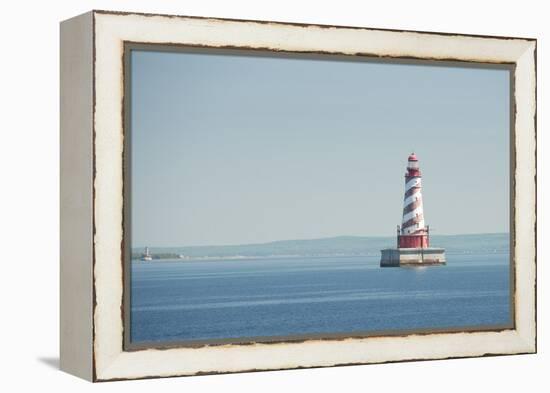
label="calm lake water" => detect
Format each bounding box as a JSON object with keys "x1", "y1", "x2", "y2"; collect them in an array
[{"x1": 130, "y1": 253, "x2": 511, "y2": 343}]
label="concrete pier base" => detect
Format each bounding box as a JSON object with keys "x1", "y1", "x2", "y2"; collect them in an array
[{"x1": 380, "y1": 247, "x2": 446, "y2": 267}]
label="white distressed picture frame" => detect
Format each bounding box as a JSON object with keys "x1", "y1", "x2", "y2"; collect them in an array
[{"x1": 60, "y1": 10, "x2": 536, "y2": 382}]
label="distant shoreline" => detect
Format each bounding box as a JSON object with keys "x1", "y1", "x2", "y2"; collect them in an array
[
  {"x1": 132, "y1": 233, "x2": 510, "y2": 262},
  {"x1": 132, "y1": 250, "x2": 510, "y2": 263},
  {"x1": 134, "y1": 233, "x2": 509, "y2": 250}
]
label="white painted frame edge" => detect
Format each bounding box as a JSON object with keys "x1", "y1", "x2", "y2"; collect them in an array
[{"x1": 60, "y1": 11, "x2": 94, "y2": 381}]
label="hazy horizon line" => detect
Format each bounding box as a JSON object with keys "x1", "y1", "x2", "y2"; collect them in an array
[{"x1": 133, "y1": 231, "x2": 509, "y2": 250}]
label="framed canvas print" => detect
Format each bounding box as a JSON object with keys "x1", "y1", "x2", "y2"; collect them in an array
[{"x1": 60, "y1": 10, "x2": 537, "y2": 382}]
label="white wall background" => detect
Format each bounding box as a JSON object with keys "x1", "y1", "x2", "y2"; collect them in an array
[{"x1": 0, "y1": 0, "x2": 545, "y2": 391}]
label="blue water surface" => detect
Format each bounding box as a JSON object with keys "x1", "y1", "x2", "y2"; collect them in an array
[{"x1": 130, "y1": 253, "x2": 511, "y2": 343}]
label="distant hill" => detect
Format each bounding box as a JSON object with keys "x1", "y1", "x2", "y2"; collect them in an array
[{"x1": 132, "y1": 233, "x2": 509, "y2": 259}]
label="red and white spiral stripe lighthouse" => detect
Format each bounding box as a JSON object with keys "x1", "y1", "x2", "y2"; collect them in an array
[
  {"x1": 399, "y1": 153, "x2": 429, "y2": 248},
  {"x1": 380, "y1": 153, "x2": 445, "y2": 267}
]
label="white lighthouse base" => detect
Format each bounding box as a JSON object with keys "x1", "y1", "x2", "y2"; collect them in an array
[{"x1": 380, "y1": 248, "x2": 446, "y2": 267}]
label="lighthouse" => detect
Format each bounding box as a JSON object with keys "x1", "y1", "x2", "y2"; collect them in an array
[
  {"x1": 399, "y1": 153, "x2": 429, "y2": 248},
  {"x1": 380, "y1": 153, "x2": 446, "y2": 267}
]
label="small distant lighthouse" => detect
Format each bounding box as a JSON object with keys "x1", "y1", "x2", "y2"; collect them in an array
[{"x1": 380, "y1": 153, "x2": 446, "y2": 267}]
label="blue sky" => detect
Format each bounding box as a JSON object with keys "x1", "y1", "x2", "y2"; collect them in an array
[{"x1": 131, "y1": 49, "x2": 510, "y2": 247}]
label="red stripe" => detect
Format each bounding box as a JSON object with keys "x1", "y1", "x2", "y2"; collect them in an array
[
  {"x1": 402, "y1": 213, "x2": 423, "y2": 229},
  {"x1": 404, "y1": 187, "x2": 420, "y2": 199},
  {"x1": 403, "y1": 198, "x2": 422, "y2": 214}
]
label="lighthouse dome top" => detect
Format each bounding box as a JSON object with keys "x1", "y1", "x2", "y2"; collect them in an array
[{"x1": 408, "y1": 152, "x2": 418, "y2": 161}]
